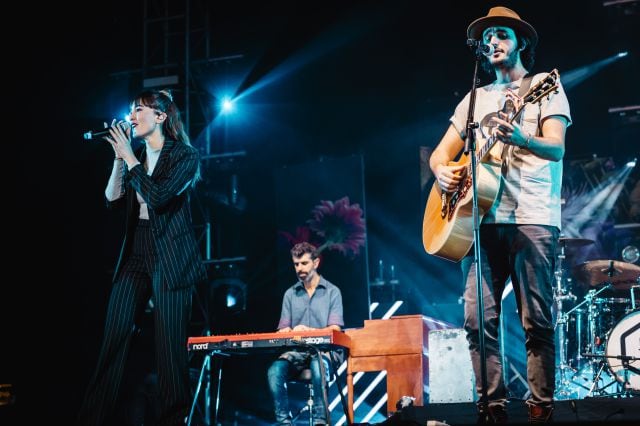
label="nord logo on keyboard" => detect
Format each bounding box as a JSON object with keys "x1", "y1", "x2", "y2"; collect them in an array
[{"x1": 192, "y1": 343, "x2": 209, "y2": 350}]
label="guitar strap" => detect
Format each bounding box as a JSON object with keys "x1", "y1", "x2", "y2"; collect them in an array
[
  {"x1": 518, "y1": 74, "x2": 536, "y2": 134},
  {"x1": 500, "y1": 74, "x2": 535, "y2": 160},
  {"x1": 519, "y1": 75, "x2": 534, "y2": 98}
]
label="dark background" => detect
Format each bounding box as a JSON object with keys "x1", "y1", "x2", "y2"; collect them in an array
[{"x1": 5, "y1": 0, "x2": 639, "y2": 424}]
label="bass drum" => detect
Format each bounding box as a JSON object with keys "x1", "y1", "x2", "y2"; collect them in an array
[{"x1": 605, "y1": 309, "x2": 640, "y2": 391}]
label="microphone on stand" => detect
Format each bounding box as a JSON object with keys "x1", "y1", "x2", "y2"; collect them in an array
[
  {"x1": 477, "y1": 44, "x2": 495, "y2": 57},
  {"x1": 467, "y1": 39, "x2": 495, "y2": 57}
]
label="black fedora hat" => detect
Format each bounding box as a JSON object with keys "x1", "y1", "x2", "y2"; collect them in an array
[{"x1": 467, "y1": 6, "x2": 538, "y2": 48}]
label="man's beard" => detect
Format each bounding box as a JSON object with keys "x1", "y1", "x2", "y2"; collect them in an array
[
  {"x1": 495, "y1": 47, "x2": 519, "y2": 69},
  {"x1": 299, "y1": 271, "x2": 314, "y2": 282}
]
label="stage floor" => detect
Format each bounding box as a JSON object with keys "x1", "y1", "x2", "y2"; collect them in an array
[
  {"x1": 182, "y1": 395, "x2": 639, "y2": 425},
  {"x1": 393, "y1": 396, "x2": 639, "y2": 425}
]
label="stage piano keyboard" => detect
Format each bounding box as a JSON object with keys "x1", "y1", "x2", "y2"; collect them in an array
[{"x1": 187, "y1": 329, "x2": 351, "y2": 353}]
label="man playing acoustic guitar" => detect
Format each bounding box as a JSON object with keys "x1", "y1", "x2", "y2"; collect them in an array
[{"x1": 427, "y1": 6, "x2": 571, "y2": 423}]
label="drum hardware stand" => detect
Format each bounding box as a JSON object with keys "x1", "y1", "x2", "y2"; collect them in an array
[
  {"x1": 555, "y1": 292, "x2": 579, "y2": 396},
  {"x1": 612, "y1": 355, "x2": 640, "y2": 397},
  {"x1": 582, "y1": 353, "x2": 640, "y2": 397},
  {"x1": 555, "y1": 284, "x2": 613, "y2": 396},
  {"x1": 584, "y1": 354, "x2": 616, "y2": 397},
  {"x1": 553, "y1": 239, "x2": 579, "y2": 398}
]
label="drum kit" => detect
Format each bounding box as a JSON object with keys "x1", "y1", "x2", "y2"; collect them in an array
[{"x1": 553, "y1": 236, "x2": 640, "y2": 399}]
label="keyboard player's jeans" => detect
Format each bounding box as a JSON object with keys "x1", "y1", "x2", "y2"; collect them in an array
[{"x1": 267, "y1": 351, "x2": 331, "y2": 425}]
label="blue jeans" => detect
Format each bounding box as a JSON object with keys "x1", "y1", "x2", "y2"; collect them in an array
[
  {"x1": 462, "y1": 224, "x2": 558, "y2": 410},
  {"x1": 267, "y1": 351, "x2": 331, "y2": 425}
]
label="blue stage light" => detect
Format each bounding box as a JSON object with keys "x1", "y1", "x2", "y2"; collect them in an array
[{"x1": 221, "y1": 98, "x2": 234, "y2": 114}]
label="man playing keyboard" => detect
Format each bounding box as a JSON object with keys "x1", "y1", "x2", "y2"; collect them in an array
[{"x1": 267, "y1": 242, "x2": 344, "y2": 426}]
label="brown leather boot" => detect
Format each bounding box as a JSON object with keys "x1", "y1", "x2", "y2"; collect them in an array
[{"x1": 528, "y1": 404, "x2": 553, "y2": 423}]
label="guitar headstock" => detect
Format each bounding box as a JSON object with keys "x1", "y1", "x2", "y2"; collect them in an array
[{"x1": 523, "y1": 69, "x2": 559, "y2": 105}]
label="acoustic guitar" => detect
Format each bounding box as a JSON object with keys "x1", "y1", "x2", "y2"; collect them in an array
[{"x1": 422, "y1": 69, "x2": 559, "y2": 262}]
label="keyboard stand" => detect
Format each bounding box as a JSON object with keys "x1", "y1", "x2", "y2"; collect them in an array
[{"x1": 187, "y1": 349, "x2": 229, "y2": 426}]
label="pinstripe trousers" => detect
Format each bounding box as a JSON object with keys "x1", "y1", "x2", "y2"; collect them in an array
[{"x1": 79, "y1": 219, "x2": 193, "y2": 426}]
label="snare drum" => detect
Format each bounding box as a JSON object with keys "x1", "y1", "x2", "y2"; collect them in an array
[{"x1": 605, "y1": 310, "x2": 640, "y2": 391}]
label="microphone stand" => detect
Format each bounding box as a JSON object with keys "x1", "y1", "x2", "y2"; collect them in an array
[{"x1": 465, "y1": 38, "x2": 489, "y2": 412}]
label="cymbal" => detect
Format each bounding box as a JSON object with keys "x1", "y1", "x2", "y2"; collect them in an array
[
  {"x1": 559, "y1": 237, "x2": 595, "y2": 247},
  {"x1": 572, "y1": 259, "x2": 640, "y2": 290}
]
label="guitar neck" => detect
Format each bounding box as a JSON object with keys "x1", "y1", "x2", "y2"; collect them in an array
[{"x1": 475, "y1": 105, "x2": 526, "y2": 162}]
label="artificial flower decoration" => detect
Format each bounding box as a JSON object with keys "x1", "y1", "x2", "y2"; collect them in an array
[
  {"x1": 307, "y1": 196, "x2": 366, "y2": 256},
  {"x1": 278, "y1": 225, "x2": 319, "y2": 248}
]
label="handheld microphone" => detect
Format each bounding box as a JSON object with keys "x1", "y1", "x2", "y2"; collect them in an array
[
  {"x1": 83, "y1": 121, "x2": 130, "y2": 140},
  {"x1": 83, "y1": 128, "x2": 112, "y2": 140}
]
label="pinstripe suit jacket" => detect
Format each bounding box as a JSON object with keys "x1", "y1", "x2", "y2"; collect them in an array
[{"x1": 108, "y1": 139, "x2": 207, "y2": 290}]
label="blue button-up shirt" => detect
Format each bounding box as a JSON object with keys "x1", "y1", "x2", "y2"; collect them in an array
[{"x1": 277, "y1": 276, "x2": 344, "y2": 330}]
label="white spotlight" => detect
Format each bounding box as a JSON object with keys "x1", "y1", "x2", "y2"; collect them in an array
[
  {"x1": 617, "y1": 51, "x2": 628, "y2": 58},
  {"x1": 626, "y1": 158, "x2": 637, "y2": 168},
  {"x1": 221, "y1": 98, "x2": 234, "y2": 114}
]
